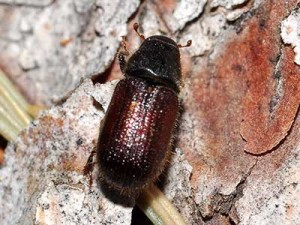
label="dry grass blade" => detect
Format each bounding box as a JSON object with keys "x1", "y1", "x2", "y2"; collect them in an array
[
  {"x1": 0, "y1": 70, "x2": 40, "y2": 141},
  {"x1": 137, "y1": 185, "x2": 186, "y2": 225},
  {"x1": 0, "y1": 71, "x2": 31, "y2": 128}
]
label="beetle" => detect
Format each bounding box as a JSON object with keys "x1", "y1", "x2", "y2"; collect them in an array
[{"x1": 96, "y1": 23, "x2": 191, "y2": 194}]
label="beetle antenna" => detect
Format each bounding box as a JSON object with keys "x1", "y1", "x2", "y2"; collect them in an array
[
  {"x1": 177, "y1": 40, "x2": 192, "y2": 48},
  {"x1": 133, "y1": 23, "x2": 145, "y2": 40}
]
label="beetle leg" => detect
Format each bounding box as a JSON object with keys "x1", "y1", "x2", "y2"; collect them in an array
[
  {"x1": 83, "y1": 150, "x2": 96, "y2": 188},
  {"x1": 118, "y1": 36, "x2": 130, "y2": 74},
  {"x1": 121, "y1": 36, "x2": 130, "y2": 53},
  {"x1": 133, "y1": 23, "x2": 145, "y2": 40}
]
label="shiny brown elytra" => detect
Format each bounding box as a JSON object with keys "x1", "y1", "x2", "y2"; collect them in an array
[{"x1": 96, "y1": 24, "x2": 191, "y2": 194}]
